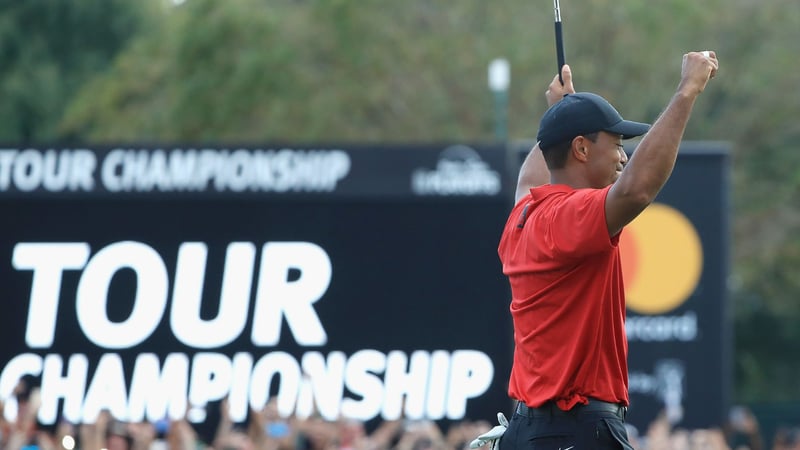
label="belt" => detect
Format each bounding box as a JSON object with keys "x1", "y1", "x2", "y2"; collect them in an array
[{"x1": 516, "y1": 399, "x2": 627, "y2": 420}]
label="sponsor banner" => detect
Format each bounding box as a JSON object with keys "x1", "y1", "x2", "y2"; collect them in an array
[
  {"x1": 0, "y1": 144, "x2": 513, "y2": 440},
  {"x1": 0, "y1": 144, "x2": 508, "y2": 199},
  {"x1": 0, "y1": 140, "x2": 729, "y2": 437},
  {"x1": 622, "y1": 143, "x2": 731, "y2": 431}
]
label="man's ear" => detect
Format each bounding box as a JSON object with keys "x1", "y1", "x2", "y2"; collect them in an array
[{"x1": 571, "y1": 136, "x2": 589, "y2": 162}]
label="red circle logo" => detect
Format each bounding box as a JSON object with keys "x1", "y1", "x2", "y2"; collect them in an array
[{"x1": 620, "y1": 203, "x2": 703, "y2": 314}]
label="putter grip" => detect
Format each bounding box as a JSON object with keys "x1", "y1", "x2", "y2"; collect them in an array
[{"x1": 554, "y1": 21, "x2": 565, "y2": 85}]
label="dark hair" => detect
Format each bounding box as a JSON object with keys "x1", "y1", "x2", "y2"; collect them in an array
[
  {"x1": 14, "y1": 374, "x2": 40, "y2": 402},
  {"x1": 541, "y1": 132, "x2": 599, "y2": 170}
]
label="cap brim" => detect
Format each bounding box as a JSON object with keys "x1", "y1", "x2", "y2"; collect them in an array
[{"x1": 606, "y1": 120, "x2": 651, "y2": 140}]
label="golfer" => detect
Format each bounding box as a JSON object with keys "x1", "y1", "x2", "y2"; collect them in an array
[{"x1": 496, "y1": 50, "x2": 718, "y2": 450}]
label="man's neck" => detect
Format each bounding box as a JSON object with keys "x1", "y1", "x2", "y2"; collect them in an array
[{"x1": 550, "y1": 170, "x2": 591, "y2": 189}]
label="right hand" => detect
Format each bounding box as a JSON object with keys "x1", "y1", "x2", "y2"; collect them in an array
[
  {"x1": 678, "y1": 50, "x2": 719, "y2": 97},
  {"x1": 545, "y1": 64, "x2": 575, "y2": 107}
]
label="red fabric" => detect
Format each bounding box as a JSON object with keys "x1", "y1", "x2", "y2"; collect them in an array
[{"x1": 497, "y1": 184, "x2": 628, "y2": 411}]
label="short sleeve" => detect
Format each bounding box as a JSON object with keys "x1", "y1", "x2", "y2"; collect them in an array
[{"x1": 539, "y1": 185, "x2": 615, "y2": 259}]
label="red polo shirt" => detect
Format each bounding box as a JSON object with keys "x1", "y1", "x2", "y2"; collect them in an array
[{"x1": 497, "y1": 184, "x2": 628, "y2": 411}]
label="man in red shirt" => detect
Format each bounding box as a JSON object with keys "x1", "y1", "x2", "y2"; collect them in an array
[{"x1": 496, "y1": 51, "x2": 718, "y2": 450}]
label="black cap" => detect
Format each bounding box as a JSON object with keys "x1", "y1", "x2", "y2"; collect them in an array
[{"x1": 536, "y1": 92, "x2": 650, "y2": 150}]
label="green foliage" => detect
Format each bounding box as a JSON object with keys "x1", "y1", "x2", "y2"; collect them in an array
[
  {"x1": 0, "y1": 0, "x2": 154, "y2": 142},
  {"x1": 3, "y1": 0, "x2": 800, "y2": 402},
  {"x1": 62, "y1": 0, "x2": 556, "y2": 142}
]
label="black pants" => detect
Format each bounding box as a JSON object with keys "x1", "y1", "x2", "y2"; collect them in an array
[{"x1": 499, "y1": 402, "x2": 633, "y2": 450}]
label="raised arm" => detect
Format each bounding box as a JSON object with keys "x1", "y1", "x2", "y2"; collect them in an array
[
  {"x1": 605, "y1": 51, "x2": 718, "y2": 235},
  {"x1": 514, "y1": 65, "x2": 576, "y2": 204}
]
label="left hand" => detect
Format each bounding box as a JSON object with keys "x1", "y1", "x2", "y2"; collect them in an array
[{"x1": 545, "y1": 64, "x2": 575, "y2": 107}]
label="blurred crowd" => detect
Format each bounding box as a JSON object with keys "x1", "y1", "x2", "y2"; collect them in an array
[{"x1": 3, "y1": 376, "x2": 800, "y2": 450}]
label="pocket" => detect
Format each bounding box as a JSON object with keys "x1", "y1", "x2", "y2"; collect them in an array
[
  {"x1": 598, "y1": 418, "x2": 634, "y2": 450},
  {"x1": 508, "y1": 416, "x2": 575, "y2": 450},
  {"x1": 528, "y1": 435, "x2": 573, "y2": 450},
  {"x1": 526, "y1": 420, "x2": 575, "y2": 450}
]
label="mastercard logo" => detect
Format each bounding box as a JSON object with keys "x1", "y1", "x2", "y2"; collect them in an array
[{"x1": 620, "y1": 203, "x2": 703, "y2": 315}]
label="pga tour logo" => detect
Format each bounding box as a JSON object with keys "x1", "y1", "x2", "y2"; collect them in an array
[{"x1": 411, "y1": 145, "x2": 501, "y2": 196}]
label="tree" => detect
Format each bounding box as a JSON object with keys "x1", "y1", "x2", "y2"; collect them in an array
[{"x1": 0, "y1": 0, "x2": 155, "y2": 142}]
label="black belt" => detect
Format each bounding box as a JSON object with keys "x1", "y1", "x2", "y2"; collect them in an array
[{"x1": 516, "y1": 399, "x2": 627, "y2": 420}]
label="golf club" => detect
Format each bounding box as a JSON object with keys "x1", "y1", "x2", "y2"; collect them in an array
[{"x1": 554, "y1": 0, "x2": 566, "y2": 85}]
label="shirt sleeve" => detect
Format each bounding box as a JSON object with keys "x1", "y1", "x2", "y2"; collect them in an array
[{"x1": 539, "y1": 185, "x2": 616, "y2": 259}]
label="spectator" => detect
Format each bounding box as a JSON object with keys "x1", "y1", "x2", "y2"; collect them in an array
[
  {"x1": 724, "y1": 406, "x2": 764, "y2": 450},
  {"x1": 0, "y1": 374, "x2": 792, "y2": 450},
  {"x1": 772, "y1": 427, "x2": 800, "y2": 450},
  {"x1": 444, "y1": 420, "x2": 490, "y2": 450},
  {"x1": 4, "y1": 375, "x2": 42, "y2": 450}
]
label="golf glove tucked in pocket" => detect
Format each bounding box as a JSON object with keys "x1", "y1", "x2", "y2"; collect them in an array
[{"x1": 469, "y1": 412, "x2": 509, "y2": 450}]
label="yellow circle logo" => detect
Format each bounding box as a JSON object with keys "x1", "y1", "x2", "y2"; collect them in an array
[{"x1": 620, "y1": 203, "x2": 703, "y2": 314}]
